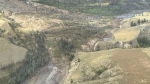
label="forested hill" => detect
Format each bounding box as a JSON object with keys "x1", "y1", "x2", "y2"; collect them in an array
[{"x1": 36, "y1": 0, "x2": 150, "y2": 16}]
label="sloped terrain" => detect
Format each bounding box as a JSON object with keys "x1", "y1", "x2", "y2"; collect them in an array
[
  {"x1": 113, "y1": 27, "x2": 141, "y2": 42},
  {"x1": 64, "y1": 49, "x2": 123, "y2": 84},
  {"x1": 1, "y1": 0, "x2": 150, "y2": 84},
  {"x1": 64, "y1": 48, "x2": 150, "y2": 84},
  {"x1": 112, "y1": 49, "x2": 150, "y2": 84},
  {"x1": 37, "y1": 0, "x2": 150, "y2": 16},
  {"x1": 0, "y1": 1, "x2": 113, "y2": 84},
  {"x1": 0, "y1": 17, "x2": 27, "y2": 67},
  {"x1": 0, "y1": 0, "x2": 34, "y2": 13},
  {"x1": 0, "y1": 37, "x2": 27, "y2": 67}
]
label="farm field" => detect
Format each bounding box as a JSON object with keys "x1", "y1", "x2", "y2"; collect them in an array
[
  {"x1": 112, "y1": 49, "x2": 150, "y2": 84},
  {"x1": 0, "y1": 37, "x2": 27, "y2": 68},
  {"x1": 113, "y1": 27, "x2": 141, "y2": 42}
]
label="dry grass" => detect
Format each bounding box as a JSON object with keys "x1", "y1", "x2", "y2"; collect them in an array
[
  {"x1": 142, "y1": 48, "x2": 150, "y2": 58},
  {"x1": 10, "y1": 15, "x2": 64, "y2": 31},
  {"x1": 88, "y1": 2, "x2": 110, "y2": 7},
  {"x1": 67, "y1": 48, "x2": 150, "y2": 84},
  {"x1": 71, "y1": 49, "x2": 118, "y2": 83},
  {"x1": 134, "y1": 12, "x2": 150, "y2": 20},
  {"x1": 88, "y1": 19, "x2": 111, "y2": 28},
  {"x1": 112, "y1": 48, "x2": 150, "y2": 84},
  {"x1": 113, "y1": 27, "x2": 141, "y2": 42},
  {"x1": 121, "y1": 12, "x2": 150, "y2": 28},
  {"x1": 0, "y1": 20, "x2": 12, "y2": 31},
  {"x1": 0, "y1": 37, "x2": 27, "y2": 68},
  {"x1": 113, "y1": 12, "x2": 150, "y2": 42}
]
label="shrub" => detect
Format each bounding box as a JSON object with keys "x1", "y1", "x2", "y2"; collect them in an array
[{"x1": 137, "y1": 37, "x2": 150, "y2": 48}]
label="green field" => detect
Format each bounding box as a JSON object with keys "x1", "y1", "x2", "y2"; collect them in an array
[{"x1": 37, "y1": 0, "x2": 127, "y2": 16}]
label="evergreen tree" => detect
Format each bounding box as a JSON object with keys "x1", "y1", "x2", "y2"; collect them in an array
[{"x1": 138, "y1": 19, "x2": 141, "y2": 25}]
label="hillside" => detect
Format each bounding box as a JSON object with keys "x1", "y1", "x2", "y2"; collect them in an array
[
  {"x1": 37, "y1": 0, "x2": 150, "y2": 16},
  {"x1": 0, "y1": 16, "x2": 27, "y2": 67},
  {"x1": 0, "y1": 37, "x2": 27, "y2": 67},
  {"x1": 64, "y1": 48, "x2": 150, "y2": 84},
  {"x1": 0, "y1": 0, "x2": 113, "y2": 84},
  {"x1": 0, "y1": 12, "x2": 50, "y2": 83},
  {"x1": 1, "y1": 0, "x2": 150, "y2": 84}
]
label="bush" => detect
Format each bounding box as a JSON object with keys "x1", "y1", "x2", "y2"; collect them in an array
[
  {"x1": 57, "y1": 38, "x2": 75, "y2": 61},
  {"x1": 137, "y1": 37, "x2": 150, "y2": 48},
  {"x1": 130, "y1": 21, "x2": 137, "y2": 27},
  {"x1": 96, "y1": 67, "x2": 107, "y2": 75}
]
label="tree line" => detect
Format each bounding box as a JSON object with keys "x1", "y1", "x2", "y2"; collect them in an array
[
  {"x1": 137, "y1": 37, "x2": 150, "y2": 48},
  {"x1": 131, "y1": 18, "x2": 148, "y2": 27}
]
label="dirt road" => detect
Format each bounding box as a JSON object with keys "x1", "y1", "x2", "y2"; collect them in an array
[
  {"x1": 23, "y1": 63, "x2": 66, "y2": 84},
  {"x1": 112, "y1": 49, "x2": 150, "y2": 84}
]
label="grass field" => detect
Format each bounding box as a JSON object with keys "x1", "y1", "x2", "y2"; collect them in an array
[
  {"x1": 113, "y1": 12, "x2": 150, "y2": 42},
  {"x1": 112, "y1": 48, "x2": 150, "y2": 84},
  {"x1": 72, "y1": 51, "x2": 113, "y2": 81},
  {"x1": 67, "y1": 49, "x2": 122, "y2": 84},
  {"x1": 113, "y1": 27, "x2": 141, "y2": 42},
  {"x1": 142, "y1": 48, "x2": 150, "y2": 58},
  {"x1": 65, "y1": 48, "x2": 150, "y2": 84},
  {"x1": 10, "y1": 15, "x2": 64, "y2": 31},
  {"x1": 134, "y1": 12, "x2": 150, "y2": 20},
  {"x1": 0, "y1": 20, "x2": 12, "y2": 31},
  {"x1": 0, "y1": 37, "x2": 27, "y2": 68},
  {"x1": 37, "y1": 0, "x2": 127, "y2": 16},
  {"x1": 121, "y1": 12, "x2": 150, "y2": 28}
]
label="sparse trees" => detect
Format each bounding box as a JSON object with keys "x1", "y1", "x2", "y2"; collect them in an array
[
  {"x1": 130, "y1": 21, "x2": 137, "y2": 27},
  {"x1": 137, "y1": 37, "x2": 150, "y2": 48},
  {"x1": 131, "y1": 18, "x2": 149, "y2": 27},
  {"x1": 58, "y1": 38, "x2": 75, "y2": 61},
  {"x1": 8, "y1": 32, "x2": 50, "y2": 84}
]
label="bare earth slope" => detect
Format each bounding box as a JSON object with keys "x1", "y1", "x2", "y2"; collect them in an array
[{"x1": 112, "y1": 49, "x2": 150, "y2": 84}]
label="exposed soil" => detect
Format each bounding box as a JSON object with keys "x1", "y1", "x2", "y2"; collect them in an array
[{"x1": 112, "y1": 49, "x2": 150, "y2": 84}]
